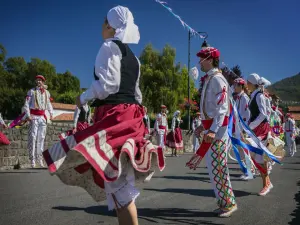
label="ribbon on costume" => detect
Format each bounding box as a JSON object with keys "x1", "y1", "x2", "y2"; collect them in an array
[
  {"x1": 228, "y1": 107, "x2": 247, "y2": 175},
  {"x1": 230, "y1": 100, "x2": 282, "y2": 165},
  {"x1": 8, "y1": 112, "x2": 28, "y2": 128}
]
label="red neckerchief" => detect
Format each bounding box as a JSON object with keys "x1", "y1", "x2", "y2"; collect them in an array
[{"x1": 39, "y1": 87, "x2": 45, "y2": 94}]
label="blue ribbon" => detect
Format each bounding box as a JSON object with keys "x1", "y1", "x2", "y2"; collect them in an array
[
  {"x1": 228, "y1": 108, "x2": 247, "y2": 174},
  {"x1": 237, "y1": 111, "x2": 282, "y2": 165}
]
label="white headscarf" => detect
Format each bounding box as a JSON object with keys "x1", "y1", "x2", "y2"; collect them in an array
[
  {"x1": 259, "y1": 77, "x2": 271, "y2": 87},
  {"x1": 173, "y1": 110, "x2": 180, "y2": 118},
  {"x1": 107, "y1": 6, "x2": 140, "y2": 44},
  {"x1": 247, "y1": 73, "x2": 261, "y2": 85}
]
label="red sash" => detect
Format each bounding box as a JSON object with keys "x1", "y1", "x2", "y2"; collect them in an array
[
  {"x1": 30, "y1": 109, "x2": 47, "y2": 121},
  {"x1": 186, "y1": 116, "x2": 229, "y2": 170}
]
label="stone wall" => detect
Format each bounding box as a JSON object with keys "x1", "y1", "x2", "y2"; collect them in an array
[{"x1": 0, "y1": 123, "x2": 193, "y2": 170}]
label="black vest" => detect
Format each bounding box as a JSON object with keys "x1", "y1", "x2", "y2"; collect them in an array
[
  {"x1": 175, "y1": 119, "x2": 180, "y2": 128},
  {"x1": 249, "y1": 91, "x2": 267, "y2": 123},
  {"x1": 91, "y1": 40, "x2": 140, "y2": 107},
  {"x1": 78, "y1": 106, "x2": 90, "y2": 122},
  {"x1": 143, "y1": 116, "x2": 149, "y2": 127}
]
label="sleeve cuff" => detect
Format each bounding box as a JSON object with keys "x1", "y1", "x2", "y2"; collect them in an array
[{"x1": 209, "y1": 123, "x2": 219, "y2": 133}]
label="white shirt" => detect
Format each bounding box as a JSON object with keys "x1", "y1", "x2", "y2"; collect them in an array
[
  {"x1": 73, "y1": 104, "x2": 91, "y2": 128},
  {"x1": 192, "y1": 117, "x2": 202, "y2": 131},
  {"x1": 265, "y1": 96, "x2": 272, "y2": 121},
  {"x1": 155, "y1": 113, "x2": 168, "y2": 131},
  {"x1": 284, "y1": 118, "x2": 295, "y2": 132},
  {"x1": 23, "y1": 88, "x2": 53, "y2": 117},
  {"x1": 80, "y1": 38, "x2": 142, "y2": 105},
  {"x1": 235, "y1": 91, "x2": 251, "y2": 124},
  {"x1": 248, "y1": 89, "x2": 268, "y2": 130},
  {"x1": 144, "y1": 114, "x2": 150, "y2": 131},
  {"x1": 200, "y1": 68, "x2": 230, "y2": 133},
  {"x1": 171, "y1": 117, "x2": 181, "y2": 132}
]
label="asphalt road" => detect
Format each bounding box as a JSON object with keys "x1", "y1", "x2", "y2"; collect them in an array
[{"x1": 1, "y1": 147, "x2": 300, "y2": 225}]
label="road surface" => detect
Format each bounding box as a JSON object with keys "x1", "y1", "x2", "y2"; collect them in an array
[{"x1": 1, "y1": 147, "x2": 300, "y2": 225}]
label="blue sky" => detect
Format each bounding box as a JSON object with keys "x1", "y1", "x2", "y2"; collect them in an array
[{"x1": 1, "y1": 0, "x2": 299, "y2": 88}]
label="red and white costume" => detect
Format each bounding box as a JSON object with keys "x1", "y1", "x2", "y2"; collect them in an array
[
  {"x1": 233, "y1": 79, "x2": 251, "y2": 124},
  {"x1": 192, "y1": 113, "x2": 201, "y2": 153},
  {"x1": 143, "y1": 113, "x2": 151, "y2": 136},
  {"x1": 233, "y1": 78, "x2": 253, "y2": 180},
  {"x1": 23, "y1": 75, "x2": 53, "y2": 167},
  {"x1": 0, "y1": 113, "x2": 10, "y2": 145},
  {"x1": 166, "y1": 110, "x2": 183, "y2": 151},
  {"x1": 43, "y1": 6, "x2": 164, "y2": 211},
  {"x1": 284, "y1": 114, "x2": 296, "y2": 156},
  {"x1": 154, "y1": 106, "x2": 168, "y2": 149},
  {"x1": 187, "y1": 45, "x2": 237, "y2": 217},
  {"x1": 59, "y1": 104, "x2": 91, "y2": 140}
]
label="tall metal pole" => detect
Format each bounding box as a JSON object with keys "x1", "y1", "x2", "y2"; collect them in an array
[{"x1": 187, "y1": 30, "x2": 191, "y2": 130}]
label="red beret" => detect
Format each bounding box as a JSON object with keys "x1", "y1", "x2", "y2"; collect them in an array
[
  {"x1": 234, "y1": 78, "x2": 246, "y2": 85},
  {"x1": 161, "y1": 105, "x2": 167, "y2": 109},
  {"x1": 35, "y1": 75, "x2": 46, "y2": 81},
  {"x1": 196, "y1": 47, "x2": 220, "y2": 59}
]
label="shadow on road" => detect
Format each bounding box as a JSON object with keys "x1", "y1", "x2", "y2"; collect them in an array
[
  {"x1": 52, "y1": 205, "x2": 223, "y2": 225},
  {"x1": 282, "y1": 168, "x2": 300, "y2": 171},
  {"x1": 0, "y1": 171, "x2": 38, "y2": 174},
  {"x1": 144, "y1": 188, "x2": 253, "y2": 198},
  {"x1": 153, "y1": 175, "x2": 245, "y2": 183},
  {"x1": 289, "y1": 180, "x2": 300, "y2": 225},
  {"x1": 186, "y1": 172, "x2": 243, "y2": 178}
]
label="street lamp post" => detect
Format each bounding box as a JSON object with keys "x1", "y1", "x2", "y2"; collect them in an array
[{"x1": 187, "y1": 30, "x2": 208, "y2": 130}]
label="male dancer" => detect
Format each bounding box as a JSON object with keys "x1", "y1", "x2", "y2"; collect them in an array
[
  {"x1": 284, "y1": 113, "x2": 297, "y2": 157},
  {"x1": 188, "y1": 41, "x2": 237, "y2": 217},
  {"x1": 23, "y1": 75, "x2": 53, "y2": 168},
  {"x1": 192, "y1": 112, "x2": 202, "y2": 153},
  {"x1": 155, "y1": 105, "x2": 168, "y2": 156}
]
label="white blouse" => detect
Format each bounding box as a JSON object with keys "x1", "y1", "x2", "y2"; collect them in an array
[
  {"x1": 235, "y1": 91, "x2": 251, "y2": 124},
  {"x1": 80, "y1": 38, "x2": 142, "y2": 105}
]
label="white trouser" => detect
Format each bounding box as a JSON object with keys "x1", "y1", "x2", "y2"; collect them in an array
[
  {"x1": 157, "y1": 129, "x2": 166, "y2": 148},
  {"x1": 285, "y1": 132, "x2": 296, "y2": 156},
  {"x1": 28, "y1": 115, "x2": 47, "y2": 162},
  {"x1": 192, "y1": 134, "x2": 200, "y2": 153}
]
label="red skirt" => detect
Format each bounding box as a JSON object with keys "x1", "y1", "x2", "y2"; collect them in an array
[
  {"x1": 43, "y1": 103, "x2": 165, "y2": 202},
  {"x1": 253, "y1": 122, "x2": 270, "y2": 141},
  {"x1": 0, "y1": 132, "x2": 10, "y2": 145},
  {"x1": 166, "y1": 128, "x2": 184, "y2": 150}
]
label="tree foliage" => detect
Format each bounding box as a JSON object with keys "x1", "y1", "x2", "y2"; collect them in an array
[
  {"x1": 0, "y1": 42, "x2": 205, "y2": 125},
  {"x1": 139, "y1": 44, "x2": 195, "y2": 115},
  {"x1": 0, "y1": 45, "x2": 81, "y2": 119}
]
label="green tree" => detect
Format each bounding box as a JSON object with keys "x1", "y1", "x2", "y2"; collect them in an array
[
  {"x1": 0, "y1": 44, "x2": 7, "y2": 63},
  {"x1": 139, "y1": 44, "x2": 195, "y2": 114}
]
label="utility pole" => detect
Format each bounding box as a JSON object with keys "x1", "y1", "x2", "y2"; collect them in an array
[
  {"x1": 187, "y1": 30, "x2": 208, "y2": 130},
  {"x1": 187, "y1": 30, "x2": 191, "y2": 130}
]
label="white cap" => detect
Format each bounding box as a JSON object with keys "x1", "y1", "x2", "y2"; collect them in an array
[{"x1": 107, "y1": 6, "x2": 140, "y2": 44}]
